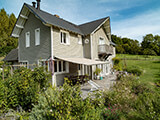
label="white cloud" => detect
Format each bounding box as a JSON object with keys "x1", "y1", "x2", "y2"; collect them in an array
[{"x1": 112, "y1": 8, "x2": 160, "y2": 42}]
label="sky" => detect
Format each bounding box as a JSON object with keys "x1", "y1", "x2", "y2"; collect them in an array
[{"x1": 0, "y1": 0, "x2": 160, "y2": 42}]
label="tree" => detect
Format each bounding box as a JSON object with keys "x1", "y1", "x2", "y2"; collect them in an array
[{"x1": 0, "y1": 8, "x2": 17, "y2": 56}]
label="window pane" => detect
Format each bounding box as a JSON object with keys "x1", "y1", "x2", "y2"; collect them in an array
[
  {"x1": 61, "y1": 32, "x2": 63, "y2": 43},
  {"x1": 63, "y1": 61, "x2": 66, "y2": 71},
  {"x1": 35, "y1": 29, "x2": 40, "y2": 45},
  {"x1": 63, "y1": 33, "x2": 66, "y2": 43},
  {"x1": 54, "y1": 61, "x2": 57, "y2": 72},
  {"x1": 59, "y1": 61, "x2": 62, "y2": 72},
  {"x1": 26, "y1": 32, "x2": 30, "y2": 47}
]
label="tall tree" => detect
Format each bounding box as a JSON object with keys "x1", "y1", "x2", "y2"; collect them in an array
[{"x1": 0, "y1": 8, "x2": 17, "y2": 56}]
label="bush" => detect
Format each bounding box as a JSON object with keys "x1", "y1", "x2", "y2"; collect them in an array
[
  {"x1": 124, "y1": 66, "x2": 143, "y2": 76},
  {"x1": 29, "y1": 84, "x2": 104, "y2": 120},
  {"x1": 103, "y1": 74, "x2": 160, "y2": 119},
  {"x1": 0, "y1": 67, "x2": 51, "y2": 112},
  {"x1": 112, "y1": 57, "x2": 122, "y2": 71}
]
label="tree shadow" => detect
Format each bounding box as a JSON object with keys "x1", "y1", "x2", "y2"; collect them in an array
[{"x1": 152, "y1": 61, "x2": 160, "y2": 64}]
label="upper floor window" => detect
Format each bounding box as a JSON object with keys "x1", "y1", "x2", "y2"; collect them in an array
[
  {"x1": 25, "y1": 32, "x2": 30, "y2": 48},
  {"x1": 99, "y1": 37, "x2": 105, "y2": 45},
  {"x1": 60, "y1": 31, "x2": 70, "y2": 45},
  {"x1": 78, "y1": 35, "x2": 82, "y2": 44},
  {"x1": 35, "y1": 28, "x2": 40, "y2": 46}
]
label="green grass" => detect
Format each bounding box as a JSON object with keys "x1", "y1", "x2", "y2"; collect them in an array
[
  {"x1": 117, "y1": 54, "x2": 160, "y2": 60},
  {"x1": 118, "y1": 54, "x2": 160, "y2": 85}
]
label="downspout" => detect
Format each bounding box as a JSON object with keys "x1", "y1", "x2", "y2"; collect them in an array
[
  {"x1": 51, "y1": 26, "x2": 56, "y2": 86},
  {"x1": 90, "y1": 34, "x2": 94, "y2": 80}
]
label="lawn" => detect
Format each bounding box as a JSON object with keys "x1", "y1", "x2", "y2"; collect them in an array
[
  {"x1": 117, "y1": 54, "x2": 160, "y2": 60},
  {"x1": 118, "y1": 54, "x2": 160, "y2": 85}
]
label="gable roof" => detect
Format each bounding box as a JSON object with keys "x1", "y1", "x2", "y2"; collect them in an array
[
  {"x1": 12, "y1": 3, "x2": 110, "y2": 37},
  {"x1": 78, "y1": 17, "x2": 109, "y2": 35},
  {"x1": 3, "y1": 49, "x2": 18, "y2": 62}
]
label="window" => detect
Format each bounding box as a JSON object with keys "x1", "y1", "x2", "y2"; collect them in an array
[
  {"x1": 60, "y1": 31, "x2": 70, "y2": 45},
  {"x1": 99, "y1": 37, "x2": 105, "y2": 45},
  {"x1": 54, "y1": 60, "x2": 68, "y2": 73},
  {"x1": 38, "y1": 59, "x2": 49, "y2": 71},
  {"x1": 35, "y1": 28, "x2": 40, "y2": 46},
  {"x1": 54, "y1": 61, "x2": 57, "y2": 72},
  {"x1": 25, "y1": 32, "x2": 30, "y2": 47},
  {"x1": 78, "y1": 35, "x2": 82, "y2": 44},
  {"x1": 21, "y1": 61, "x2": 29, "y2": 68}
]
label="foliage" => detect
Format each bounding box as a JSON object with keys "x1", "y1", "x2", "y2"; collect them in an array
[
  {"x1": 94, "y1": 67, "x2": 102, "y2": 76},
  {"x1": 111, "y1": 34, "x2": 160, "y2": 56},
  {"x1": 112, "y1": 57, "x2": 122, "y2": 71},
  {"x1": 103, "y1": 74, "x2": 160, "y2": 119},
  {"x1": 29, "y1": 83, "x2": 104, "y2": 120},
  {"x1": 0, "y1": 8, "x2": 18, "y2": 56},
  {"x1": 103, "y1": 104, "x2": 120, "y2": 120},
  {"x1": 0, "y1": 67, "x2": 51, "y2": 112},
  {"x1": 124, "y1": 66, "x2": 143, "y2": 76}
]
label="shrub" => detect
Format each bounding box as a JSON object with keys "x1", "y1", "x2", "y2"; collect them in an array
[
  {"x1": 0, "y1": 67, "x2": 51, "y2": 112},
  {"x1": 112, "y1": 57, "x2": 122, "y2": 71},
  {"x1": 124, "y1": 66, "x2": 143, "y2": 76},
  {"x1": 29, "y1": 83, "x2": 104, "y2": 120}
]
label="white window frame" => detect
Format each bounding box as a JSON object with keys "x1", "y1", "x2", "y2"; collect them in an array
[
  {"x1": 25, "y1": 32, "x2": 30, "y2": 48},
  {"x1": 38, "y1": 59, "x2": 49, "y2": 71},
  {"x1": 99, "y1": 37, "x2": 105, "y2": 45},
  {"x1": 78, "y1": 35, "x2": 82, "y2": 44},
  {"x1": 54, "y1": 60, "x2": 69, "y2": 74},
  {"x1": 35, "y1": 28, "x2": 40, "y2": 46},
  {"x1": 60, "y1": 30, "x2": 70, "y2": 45},
  {"x1": 20, "y1": 60, "x2": 29, "y2": 68}
]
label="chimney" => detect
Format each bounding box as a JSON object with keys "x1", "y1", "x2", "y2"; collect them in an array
[
  {"x1": 32, "y1": 2, "x2": 36, "y2": 8},
  {"x1": 36, "y1": 0, "x2": 41, "y2": 10},
  {"x1": 54, "y1": 14, "x2": 60, "y2": 18}
]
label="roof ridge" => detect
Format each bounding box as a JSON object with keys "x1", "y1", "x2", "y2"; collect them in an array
[
  {"x1": 25, "y1": 3, "x2": 79, "y2": 27},
  {"x1": 78, "y1": 17, "x2": 109, "y2": 26}
]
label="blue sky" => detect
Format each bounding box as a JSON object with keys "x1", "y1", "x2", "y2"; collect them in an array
[{"x1": 0, "y1": 0, "x2": 160, "y2": 42}]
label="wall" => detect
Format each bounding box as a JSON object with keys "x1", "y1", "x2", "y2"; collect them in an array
[
  {"x1": 19, "y1": 13, "x2": 51, "y2": 64},
  {"x1": 92, "y1": 27, "x2": 110, "y2": 60},
  {"x1": 52, "y1": 27, "x2": 83, "y2": 58},
  {"x1": 83, "y1": 35, "x2": 91, "y2": 59}
]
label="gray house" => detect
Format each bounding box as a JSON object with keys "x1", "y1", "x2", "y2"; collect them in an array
[{"x1": 5, "y1": 0, "x2": 116, "y2": 86}]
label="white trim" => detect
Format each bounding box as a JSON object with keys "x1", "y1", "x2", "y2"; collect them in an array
[
  {"x1": 35, "y1": 28, "x2": 40, "y2": 46},
  {"x1": 16, "y1": 24, "x2": 24, "y2": 29},
  {"x1": 20, "y1": 14, "x2": 28, "y2": 19},
  {"x1": 91, "y1": 17, "x2": 109, "y2": 34},
  {"x1": 99, "y1": 36, "x2": 105, "y2": 45},
  {"x1": 20, "y1": 60, "x2": 29, "y2": 68},
  {"x1": 78, "y1": 35, "x2": 82, "y2": 44},
  {"x1": 54, "y1": 60, "x2": 69, "y2": 75},
  {"x1": 12, "y1": 34, "x2": 19, "y2": 38},
  {"x1": 90, "y1": 34, "x2": 93, "y2": 59},
  {"x1": 51, "y1": 26, "x2": 54, "y2": 59},
  {"x1": 60, "y1": 30, "x2": 70, "y2": 45},
  {"x1": 25, "y1": 32, "x2": 30, "y2": 48}
]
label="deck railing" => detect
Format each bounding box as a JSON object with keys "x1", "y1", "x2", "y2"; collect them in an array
[{"x1": 98, "y1": 44, "x2": 114, "y2": 55}]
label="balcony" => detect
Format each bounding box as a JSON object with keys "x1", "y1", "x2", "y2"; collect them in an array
[{"x1": 98, "y1": 44, "x2": 113, "y2": 55}]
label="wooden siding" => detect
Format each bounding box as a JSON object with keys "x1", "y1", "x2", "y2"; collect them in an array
[
  {"x1": 92, "y1": 27, "x2": 110, "y2": 59},
  {"x1": 52, "y1": 27, "x2": 83, "y2": 58},
  {"x1": 19, "y1": 13, "x2": 51, "y2": 64}
]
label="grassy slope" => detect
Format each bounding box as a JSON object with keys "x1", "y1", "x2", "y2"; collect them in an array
[
  {"x1": 117, "y1": 54, "x2": 160, "y2": 85},
  {"x1": 117, "y1": 54, "x2": 160, "y2": 60}
]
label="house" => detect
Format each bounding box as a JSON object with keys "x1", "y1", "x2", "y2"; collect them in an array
[{"x1": 4, "y1": 0, "x2": 116, "y2": 86}]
